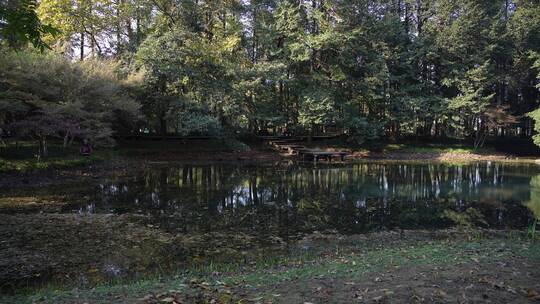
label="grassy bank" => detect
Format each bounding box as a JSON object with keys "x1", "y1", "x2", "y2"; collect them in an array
[
  {"x1": 2, "y1": 138, "x2": 532, "y2": 174},
  {"x1": 0, "y1": 154, "x2": 106, "y2": 172},
  {"x1": 0, "y1": 142, "x2": 109, "y2": 173},
  {"x1": 3, "y1": 230, "x2": 539, "y2": 304},
  {"x1": 0, "y1": 138, "x2": 256, "y2": 173}
]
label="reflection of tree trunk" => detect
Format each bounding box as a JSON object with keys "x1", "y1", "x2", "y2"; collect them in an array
[
  {"x1": 63, "y1": 132, "x2": 70, "y2": 148},
  {"x1": 38, "y1": 137, "x2": 48, "y2": 160},
  {"x1": 182, "y1": 166, "x2": 189, "y2": 186},
  {"x1": 251, "y1": 176, "x2": 259, "y2": 205}
]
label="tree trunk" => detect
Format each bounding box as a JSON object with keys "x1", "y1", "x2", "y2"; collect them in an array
[
  {"x1": 80, "y1": 31, "x2": 85, "y2": 61},
  {"x1": 160, "y1": 117, "x2": 167, "y2": 136},
  {"x1": 116, "y1": 0, "x2": 121, "y2": 54}
]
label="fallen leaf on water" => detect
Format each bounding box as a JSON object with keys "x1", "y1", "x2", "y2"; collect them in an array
[{"x1": 436, "y1": 290, "x2": 448, "y2": 297}]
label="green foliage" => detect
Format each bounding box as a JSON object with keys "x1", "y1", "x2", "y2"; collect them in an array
[
  {"x1": 133, "y1": 27, "x2": 240, "y2": 135},
  {"x1": 221, "y1": 138, "x2": 250, "y2": 152},
  {"x1": 2, "y1": 0, "x2": 540, "y2": 145},
  {"x1": 443, "y1": 208, "x2": 487, "y2": 231},
  {"x1": 0, "y1": 0, "x2": 58, "y2": 50},
  {"x1": 527, "y1": 174, "x2": 540, "y2": 240},
  {"x1": 529, "y1": 108, "x2": 540, "y2": 147},
  {"x1": 0, "y1": 50, "x2": 140, "y2": 156},
  {"x1": 529, "y1": 221, "x2": 537, "y2": 241},
  {"x1": 529, "y1": 52, "x2": 540, "y2": 147}
]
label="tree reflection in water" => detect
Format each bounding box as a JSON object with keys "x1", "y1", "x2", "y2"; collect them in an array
[{"x1": 66, "y1": 162, "x2": 538, "y2": 236}]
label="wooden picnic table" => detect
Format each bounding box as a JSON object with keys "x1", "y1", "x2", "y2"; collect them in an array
[{"x1": 301, "y1": 150, "x2": 349, "y2": 161}]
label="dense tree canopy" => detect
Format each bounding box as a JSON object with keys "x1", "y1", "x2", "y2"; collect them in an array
[
  {"x1": 0, "y1": 0, "x2": 58, "y2": 50},
  {"x1": 1, "y1": 0, "x2": 540, "y2": 147},
  {"x1": 0, "y1": 51, "x2": 139, "y2": 156}
]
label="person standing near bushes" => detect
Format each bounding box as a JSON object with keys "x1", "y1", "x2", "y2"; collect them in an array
[{"x1": 79, "y1": 139, "x2": 92, "y2": 156}]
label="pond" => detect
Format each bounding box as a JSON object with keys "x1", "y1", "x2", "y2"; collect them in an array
[
  {"x1": 51, "y1": 161, "x2": 540, "y2": 233},
  {"x1": 1, "y1": 161, "x2": 540, "y2": 289}
]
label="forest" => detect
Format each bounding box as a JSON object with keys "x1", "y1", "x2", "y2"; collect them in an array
[{"x1": 1, "y1": 0, "x2": 539, "y2": 151}]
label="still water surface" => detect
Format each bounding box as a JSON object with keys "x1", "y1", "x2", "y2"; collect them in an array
[{"x1": 66, "y1": 161, "x2": 540, "y2": 234}]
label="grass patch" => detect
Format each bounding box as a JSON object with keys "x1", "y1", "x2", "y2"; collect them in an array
[
  {"x1": 0, "y1": 139, "x2": 141, "y2": 173},
  {"x1": 299, "y1": 139, "x2": 499, "y2": 155},
  {"x1": 0, "y1": 155, "x2": 104, "y2": 172},
  {"x1": 0, "y1": 142, "x2": 111, "y2": 173}
]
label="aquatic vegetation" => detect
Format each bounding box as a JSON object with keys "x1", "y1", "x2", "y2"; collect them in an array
[
  {"x1": 529, "y1": 221, "x2": 537, "y2": 241},
  {"x1": 526, "y1": 175, "x2": 540, "y2": 240},
  {"x1": 442, "y1": 208, "x2": 488, "y2": 232}
]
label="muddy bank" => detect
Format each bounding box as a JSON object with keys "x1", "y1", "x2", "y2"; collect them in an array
[
  {"x1": 0, "y1": 210, "x2": 534, "y2": 293},
  {"x1": 0, "y1": 214, "x2": 173, "y2": 289},
  {"x1": 0, "y1": 213, "x2": 289, "y2": 290}
]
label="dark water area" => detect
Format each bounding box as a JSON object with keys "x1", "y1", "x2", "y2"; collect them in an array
[{"x1": 61, "y1": 161, "x2": 540, "y2": 235}]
